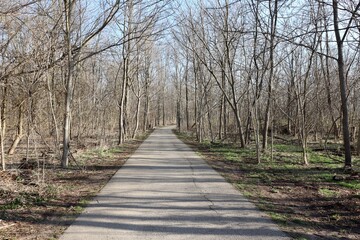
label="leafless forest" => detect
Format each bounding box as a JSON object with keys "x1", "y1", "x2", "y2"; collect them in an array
[{"x1": 1, "y1": 0, "x2": 360, "y2": 169}]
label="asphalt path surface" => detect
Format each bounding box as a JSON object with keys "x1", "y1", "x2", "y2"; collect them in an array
[{"x1": 60, "y1": 126, "x2": 289, "y2": 240}]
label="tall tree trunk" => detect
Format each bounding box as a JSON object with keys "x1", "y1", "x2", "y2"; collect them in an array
[
  {"x1": 287, "y1": 79, "x2": 293, "y2": 135},
  {"x1": 143, "y1": 76, "x2": 149, "y2": 132},
  {"x1": 221, "y1": 64, "x2": 227, "y2": 140},
  {"x1": 0, "y1": 136, "x2": 4, "y2": 170},
  {"x1": 193, "y1": 57, "x2": 199, "y2": 139},
  {"x1": 118, "y1": 56, "x2": 128, "y2": 145},
  {"x1": 333, "y1": 0, "x2": 352, "y2": 168},
  {"x1": 223, "y1": 96, "x2": 227, "y2": 140},
  {"x1": 262, "y1": 0, "x2": 278, "y2": 151},
  {"x1": 0, "y1": 80, "x2": 8, "y2": 170},
  {"x1": 252, "y1": 0, "x2": 261, "y2": 163},
  {"x1": 156, "y1": 89, "x2": 161, "y2": 126},
  {"x1": 253, "y1": 103, "x2": 261, "y2": 164},
  {"x1": 118, "y1": 1, "x2": 132, "y2": 144},
  {"x1": 204, "y1": 87, "x2": 214, "y2": 142},
  {"x1": 62, "y1": 0, "x2": 75, "y2": 168},
  {"x1": 132, "y1": 96, "x2": 141, "y2": 139},
  {"x1": 8, "y1": 105, "x2": 24, "y2": 155},
  {"x1": 162, "y1": 86, "x2": 165, "y2": 126},
  {"x1": 357, "y1": 120, "x2": 360, "y2": 156},
  {"x1": 234, "y1": 104, "x2": 245, "y2": 148},
  {"x1": 176, "y1": 84, "x2": 181, "y2": 131},
  {"x1": 245, "y1": 95, "x2": 252, "y2": 145},
  {"x1": 185, "y1": 57, "x2": 190, "y2": 131},
  {"x1": 218, "y1": 95, "x2": 223, "y2": 140},
  {"x1": 132, "y1": 44, "x2": 141, "y2": 139},
  {"x1": 321, "y1": 11, "x2": 339, "y2": 140},
  {"x1": 196, "y1": 73, "x2": 203, "y2": 142},
  {"x1": 0, "y1": 120, "x2": 4, "y2": 170},
  {"x1": 47, "y1": 71, "x2": 60, "y2": 158}
]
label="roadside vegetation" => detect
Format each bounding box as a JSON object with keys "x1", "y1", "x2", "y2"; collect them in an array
[
  {"x1": 0, "y1": 131, "x2": 151, "y2": 239},
  {"x1": 175, "y1": 130, "x2": 360, "y2": 240}
]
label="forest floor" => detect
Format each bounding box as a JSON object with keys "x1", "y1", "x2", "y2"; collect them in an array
[
  {"x1": 0, "y1": 131, "x2": 151, "y2": 240},
  {"x1": 175, "y1": 131, "x2": 360, "y2": 240}
]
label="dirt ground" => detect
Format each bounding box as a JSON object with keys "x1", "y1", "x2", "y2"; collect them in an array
[{"x1": 0, "y1": 135, "x2": 149, "y2": 240}]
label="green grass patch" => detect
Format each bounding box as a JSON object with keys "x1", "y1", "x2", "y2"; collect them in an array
[
  {"x1": 268, "y1": 212, "x2": 288, "y2": 225},
  {"x1": 319, "y1": 188, "x2": 338, "y2": 197},
  {"x1": 309, "y1": 152, "x2": 342, "y2": 166},
  {"x1": 274, "y1": 144, "x2": 303, "y2": 152},
  {"x1": 45, "y1": 184, "x2": 59, "y2": 198},
  {"x1": 236, "y1": 183, "x2": 254, "y2": 197},
  {"x1": 223, "y1": 151, "x2": 239, "y2": 161},
  {"x1": 336, "y1": 180, "x2": 360, "y2": 190},
  {"x1": 72, "y1": 199, "x2": 90, "y2": 213},
  {"x1": 292, "y1": 218, "x2": 310, "y2": 226},
  {"x1": 107, "y1": 147, "x2": 123, "y2": 154},
  {"x1": 77, "y1": 146, "x2": 124, "y2": 165},
  {"x1": 0, "y1": 197, "x2": 23, "y2": 210},
  {"x1": 0, "y1": 192, "x2": 49, "y2": 210},
  {"x1": 92, "y1": 148, "x2": 114, "y2": 158}
]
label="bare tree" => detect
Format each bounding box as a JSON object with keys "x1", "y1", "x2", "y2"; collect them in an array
[
  {"x1": 331, "y1": 0, "x2": 360, "y2": 169},
  {"x1": 61, "y1": 0, "x2": 121, "y2": 167}
]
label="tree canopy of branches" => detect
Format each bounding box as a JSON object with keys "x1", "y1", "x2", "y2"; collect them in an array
[
  {"x1": 0, "y1": 0, "x2": 173, "y2": 170},
  {"x1": 171, "y1": 0, "x2": 360, "y2": 169},
  {"x1": 0, "y1": 0, "x2": 359, "y2": 171}
]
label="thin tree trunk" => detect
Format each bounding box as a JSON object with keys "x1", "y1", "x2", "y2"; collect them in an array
[
  {"x1": 132, "y1": 44, "x2": 141, "y2": 139},
  {"x1": 193, "y1": 58, "x2": 199, "y2": 139},
  {"x1": 156, "y1": 89, "x2": 161, "y2": 126},
  {"x1": 357, "y1": 120, "x2": 360, "y2": 156},
  {"x1": 321, "y1": 14, "x2": 339, "y2": 140},
  {"x1": 333, "y1": 0, "x2": 352, "y2": 168},
  {"x1": 143, "y1": 80, "x2": 149, "y2": 132},
  {"x1": 8, "y1": 105, "x2": 24, "y2": 155},
  {"x1": 263, "y1": 96, "x2": 271, "y2": 150},
  {"x1": 300, "y1": 109, "x2": 309, "y2": 165},
  {"x1": 0, "y1": 104, "x2": 4, "y2": 170},
  {"x1": 252, "y1": 0, "x2": 261, "y2": 163},
  {"x1": 221, "y1": 66, "x2": 227, "y2": 139},
  {"x1": 62, "y1": 0, "x2": 75, "y2": 168},
  {"x1": 162, "y1": 86, "x2": 165, "y2": 126},
  {"x1": 185, "y1": 58, "x2": 190, "y2": 131},
  {"x1": 271, "y1": 109, "x2": 274, "y2": 162},
  {"x1": 132, "y1": 96, "x2": 141, "y2": 139},
  {"x1": 143, "y1": 57, "x2": 150, "y2": 132},
  {"x1": 118, "y1": 57, "x2": 128, "y2": 144},
  {"x1": 204, "y1": 88, "x2": 214, "y2": 142},
  {"x1": 262, "y1": 0, "x2": 278, "y2": 151},
  {"x1": 218, "y1": 95, "x2": 223, "y2": 140},
  {"x1": 287, "y1": 80, "x2": 293, "y2": 135},
  {"x1": 0, "y1": 82, "x2": 7, "y2": 170},
  {"x1": 62, "y1": 44, "x2": 73, "y2": 168},
  {"x1": 47, "y1": 72, "x2": 60, "y2": 158},
  {"x1": 234, "y1": 111, "x2": 245, "y2": 148},
  {"x1": 0, "y1": 126, "x2": 4, "y2": 170},
  {"x1": 176, "y1": 85, "x2": 181, "y2": 131},
  {"x1": 245, "y1": 108, "x2": 252, "y2": 144}
]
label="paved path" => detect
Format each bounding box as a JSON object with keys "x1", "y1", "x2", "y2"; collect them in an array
[{"x1": 60, "y1": 127, "x2": 289, "y2": 240}]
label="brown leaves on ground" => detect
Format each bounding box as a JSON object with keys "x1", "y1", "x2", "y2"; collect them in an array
[
  {"x1": 0, "y1": 139, "x2": 145, "y2": 240},
  {"x1": 185, "y1": 140, "x2": 360, "y2": 240}
]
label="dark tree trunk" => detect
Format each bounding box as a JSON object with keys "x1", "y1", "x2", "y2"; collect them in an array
[{"x1": 333, "y1": 0, "x2": 352, "y2": 168}]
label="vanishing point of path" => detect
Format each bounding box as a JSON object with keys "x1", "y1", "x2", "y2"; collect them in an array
[{"x1": 61, "y1": 127, "x2": 289, "y2": 240}]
